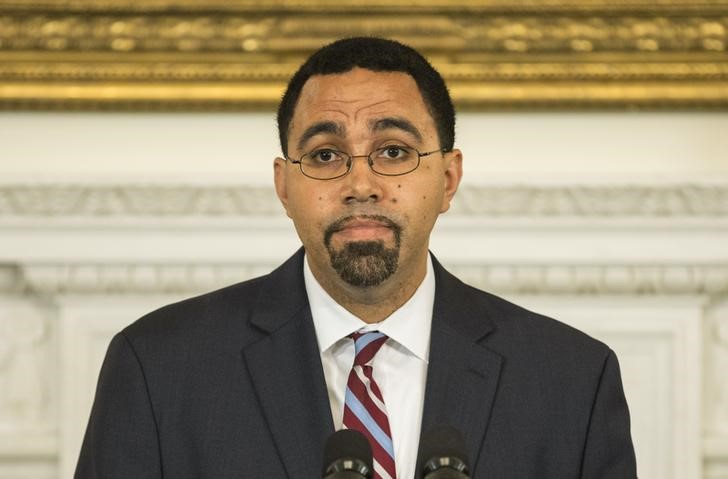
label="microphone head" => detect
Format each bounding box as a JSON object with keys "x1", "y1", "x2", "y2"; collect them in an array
[
  {"x1": 322, "y1": 429, "x2": 373, "y2": 478},
  {"x1": 417, "y1": 425, "x2": 470, "y2": 477}
]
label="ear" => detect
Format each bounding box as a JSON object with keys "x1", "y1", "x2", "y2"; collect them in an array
[
  {"x1": 439, "y1": 148, "x2": 463, "y2": 214},
  {"x1": 273, "y1": 157, "x2": 292, "y2": 218}
]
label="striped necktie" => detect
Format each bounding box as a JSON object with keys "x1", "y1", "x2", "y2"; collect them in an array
[{"x1": 343, "y1": 331, "x2": 397, "y2": 479}]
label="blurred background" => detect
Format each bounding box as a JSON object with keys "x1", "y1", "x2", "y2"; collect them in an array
[{"x1": 1, "y1": 1, "x2": 727, "y2": 478}]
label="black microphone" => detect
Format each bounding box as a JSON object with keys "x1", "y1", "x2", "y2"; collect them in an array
[
  {"x1": 322, "y1": 429, "x2": 373, "y2": 479},
  {"x1": 417, "y1": 425, "x2": 470, "y2": 479}
]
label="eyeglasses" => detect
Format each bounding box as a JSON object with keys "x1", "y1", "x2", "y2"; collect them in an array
[{"x1": 284, "y1": 144, "x2": 448, "y2": 180}]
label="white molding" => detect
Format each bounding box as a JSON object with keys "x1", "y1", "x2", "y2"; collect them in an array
[
  {"x1": 704, "y1": 436, "x2": 728, "y2": 479},
  {"x1": 57, "y1": 295, "x2": 184, "y2": 479},
  {"x1": 0, "y1": 183, "x2": 727, "y2": 218},
  {"x1": 1, "y1": 183, "x2": 727, "y2": 267},
  {"x1": 0, "y1": 461, "x2": 56, "y2": 479},
  {"x1": 7, "y1": 263, "x2": 728, "y2": 296},
  {"x1": 706, "y1": 437, "x2": 728, "y2": 460},
  {"x1": 1, "y1": 180, "x2": 726, "y2": 477},
  {"x1": 508, "y1": 296, "x2": 704, "y2": 479},
  {"x1": 451, "y1": 184, "x2": 728, "y2": 217},
  {"x1": 0, "y1": 297, "x2": 56, "y2": 460}
]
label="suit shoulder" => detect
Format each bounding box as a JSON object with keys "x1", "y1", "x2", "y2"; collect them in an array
[
  {"x1": 462, "y1": 281, "x2": 611, "y2": 361},
  {"x1": 121, "y1": 274, "x2": 268, "y2": 343},
  {"x1": 434, "y1": 259, "x2": 609, "y2": 357}
]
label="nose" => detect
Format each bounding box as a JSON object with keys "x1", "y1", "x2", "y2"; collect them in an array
[{"x1": 341, "y1": 154, "x2": 382, "y2": 204}]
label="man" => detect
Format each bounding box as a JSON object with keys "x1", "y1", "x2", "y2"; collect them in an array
[{"x1": 76, "y1": 37, "x2": 637, "y2": 478}]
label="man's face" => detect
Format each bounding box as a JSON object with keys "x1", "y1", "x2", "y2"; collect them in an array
[{"x1": 274, "y1": 67, "x2": 462, "y2": 289}]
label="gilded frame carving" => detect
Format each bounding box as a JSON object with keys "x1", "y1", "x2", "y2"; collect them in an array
[{"x1": 1, "y1": 0, "x2": 727, "y2": 110}]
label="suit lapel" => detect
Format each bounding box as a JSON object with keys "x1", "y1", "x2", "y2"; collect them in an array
[
  {"x1": 419, "y1": 257, "x2": 503, "y2": 477},
  {"x1": 242, "y1": 249, "x2": 334, "y2": 479},
  {"x1": 241, "y1": 251, "x2": 503, "y2": 477}
]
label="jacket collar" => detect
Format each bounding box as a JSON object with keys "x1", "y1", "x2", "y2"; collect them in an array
[
  {"x1": 243, "y1": 249, "x2": 334, "y2": 479},
  {"x1": 418, "y1": 256, "x2": 503, "y2": 478},
  {"x1": 244, "y1": 249, "x2": 503, "y2": 478}
]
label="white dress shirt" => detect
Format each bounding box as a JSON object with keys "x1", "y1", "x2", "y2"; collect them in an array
[{"x1": 304, "y1": 254, "x2": 435, "y2": 479}]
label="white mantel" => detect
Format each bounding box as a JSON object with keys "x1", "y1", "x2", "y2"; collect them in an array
[{"x1": 1, "y1": 111, "x2": 727, "y2": 478}]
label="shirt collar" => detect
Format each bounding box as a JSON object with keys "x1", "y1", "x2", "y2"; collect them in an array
[{"x1": 304, "y1": 253, "x2": 435, "y2": 363}]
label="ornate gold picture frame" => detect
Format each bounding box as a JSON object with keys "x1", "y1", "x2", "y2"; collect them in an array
[{"x1": 1, "y1": 0, "x2": 727, "y2": 110}]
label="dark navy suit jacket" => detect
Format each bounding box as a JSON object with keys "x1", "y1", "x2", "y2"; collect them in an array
[{"x1": 75, "y1": 249, "x2": 637, "y2": 478}]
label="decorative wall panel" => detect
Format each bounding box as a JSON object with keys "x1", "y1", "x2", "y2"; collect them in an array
[
  {"x1": 511, "y1": 296, "x2": 704, "y2": 479},
  {"x1": 0, "y1": 181, "x2": 726, "y2": 478},
  {"x1": 1, "y1": 1, "x2": 727, "y2": 110},
  {"x1": 0, "y1": 297, "x2": 56, "y2": 460}
]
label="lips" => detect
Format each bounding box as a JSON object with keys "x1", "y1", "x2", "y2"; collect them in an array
[
  {"x1": 336, "y1": 217, "x2": 390, "y2": 231},
  {"x1": 334, "y1": 218, "x2": 391, "y2": 240},
  {"x1": 324, "y1": 214, "x2": 401, "y2": 246}
]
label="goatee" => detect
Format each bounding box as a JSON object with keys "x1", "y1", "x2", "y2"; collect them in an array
[{"x1": 324, "y1": 215, "x2": 402, "y2": 287}]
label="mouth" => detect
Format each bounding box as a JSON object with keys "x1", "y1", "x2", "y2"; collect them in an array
[{"x1": 325, "y1": 215, "x2": 401, "y2": 246}]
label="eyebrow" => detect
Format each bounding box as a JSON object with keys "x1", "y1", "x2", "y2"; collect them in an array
[
  {"x1": 294, "y1": 116, "x2": 424, "y2": 153},
  {"x1": 370, "y1": 117, "x2": 423, "y2": 143},
  {"x1": 296, "y1": 121, "x2": 344, "y2": 153}
]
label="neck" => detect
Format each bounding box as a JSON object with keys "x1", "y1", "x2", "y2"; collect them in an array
[{"x1": 309, "y1": 253, "x2": 428, "y2": 324}]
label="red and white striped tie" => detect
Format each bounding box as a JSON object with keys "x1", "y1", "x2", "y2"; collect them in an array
[{"x1": 343, "y1": 331, "x2": 397, "y2": 479}]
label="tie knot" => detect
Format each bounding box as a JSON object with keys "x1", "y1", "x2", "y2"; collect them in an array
[{"x1": 349, "y1": 331, "x2": 388, "y2": 367}]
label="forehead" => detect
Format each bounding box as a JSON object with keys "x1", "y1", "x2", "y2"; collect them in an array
[{"x1": 290, "y1": 68, "x2": 434, "y2": 137}]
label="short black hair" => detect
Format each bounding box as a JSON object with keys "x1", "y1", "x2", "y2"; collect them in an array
[{"x1": 277, "y1": 37, "x2": 455, "y2": 157}]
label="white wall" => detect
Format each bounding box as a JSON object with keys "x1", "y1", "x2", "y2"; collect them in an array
[
  {"x1": 1, "y1": 111, "x2": 727, "y2": 479},
  {"x1": 2, "y1": 112, "x2": 727, "y2": 182}
]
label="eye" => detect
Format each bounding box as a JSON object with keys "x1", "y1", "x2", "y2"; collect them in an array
[
  {"x1": 377, "y1": 145, "x2": 412, "y2": 160},
  {"x1": 308, "y1": 149, "x2": 342, "y2": 164}
]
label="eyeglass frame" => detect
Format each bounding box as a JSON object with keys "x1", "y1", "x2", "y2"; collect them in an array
[{"x1": 283, "y1": 145, "x2": 450, "y2": 180}]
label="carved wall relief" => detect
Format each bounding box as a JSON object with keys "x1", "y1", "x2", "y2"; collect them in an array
[
  {"x1": 0, "y1": 299, "x2": 54, "y2": 445},
  {"x1": 0, "y1": 304, "x2": 45, "y2": 422},
  {"x1": 708, "y1": 302, "x2": 728, "y2": 437}
]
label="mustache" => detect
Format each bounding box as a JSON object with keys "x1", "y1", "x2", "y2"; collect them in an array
[{"x1": 324, "y1": 214, "x2": 402, "y2": 247}]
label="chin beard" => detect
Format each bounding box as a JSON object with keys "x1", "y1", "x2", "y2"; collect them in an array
[
  {"x1": 324, "y1": 215, "x2": 402, "y2": 287},
  {"x1": 328, "y1": 241, "x2": 399, "y2": 287}
]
